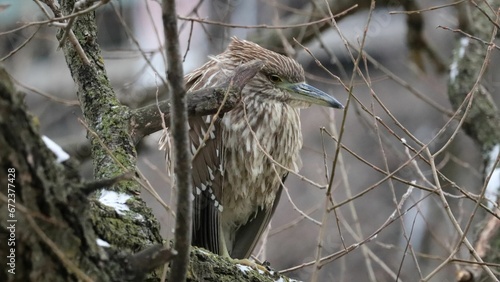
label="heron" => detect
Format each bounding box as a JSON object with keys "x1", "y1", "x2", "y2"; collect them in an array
[{"x1": 161, "y1": 37, "x2": 343, "y2": 260}]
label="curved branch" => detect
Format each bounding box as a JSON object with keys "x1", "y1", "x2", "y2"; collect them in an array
[{"x1": 129, "y1": 60, "x2": 264, "y2": 144}]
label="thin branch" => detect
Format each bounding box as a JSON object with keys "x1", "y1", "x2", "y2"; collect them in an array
[
  {"x1": 177, "y1": 5, "x2": 357, "y2": 29},
  {"x1": 81, "y1": 171, "x2": 135, "y2": 195},
  {"x1": 389, "y1": 0, "x2": 466, "y2": 15},
  {"x1": 0, "y1": 25, "x2": 41, "y2": 61},
  {"x1": 422, "y1": 148, "x2": 497, "y2": 281},
  {"x1": 126, "y1": 244, "x2": 177, "y2": 281},
  {"x1": 438, "y1": 25, "x2": 500, "y2": 51},
  {"x1": 163, "y1": 0, "x2": 191, "y2": 281},
  {"x1": 310, "y1": 0, "x2": 372, "y2": 278}
]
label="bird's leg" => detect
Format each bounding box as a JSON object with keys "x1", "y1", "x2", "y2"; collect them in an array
[
  {"x1": 219, "y1": 226, "x2": 270, "y2": 273},
  {"x1": 219, "y1": 227, "x2": 231, "y2": 257}
]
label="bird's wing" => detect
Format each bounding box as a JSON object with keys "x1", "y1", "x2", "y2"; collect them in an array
[
  {"x1": 189, "y1": 115, "x2": 224, "y2": 254},
  {"x1": 186, "y1": 62, "x2": 226, "y2": 255},
  {"x1": 230, "y1": 173, "x2": 287, "y2": 259}
]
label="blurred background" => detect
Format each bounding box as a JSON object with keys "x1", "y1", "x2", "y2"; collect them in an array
[{"x1": 1, "y1": 0, "x2": 498, "y2": 281}]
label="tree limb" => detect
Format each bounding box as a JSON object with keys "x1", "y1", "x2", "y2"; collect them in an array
[
  {"x1": 129, "y1": 59, "x2": 264, "y2": 144},
  {"x1": 448, "y1": 1, "x2": 500, "y2": 280},
  {"x1": 163, "y1": 0, "x2": 192, "y2": 281}
]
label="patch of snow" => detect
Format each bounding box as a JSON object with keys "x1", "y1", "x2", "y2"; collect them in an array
[
  {"x1": 450, "y1": 38, "x2": 469, "y2": 83},
  {"x1": 96, "y1": 238, "x2": 110, "y2": 247},
  {"x1": 485, "y1": 145, "x2": 500, "y2": 208},
  {"x1": 42, "y1": 135, "x2": 70, "y2": 163},
  {"x1": 135, "y1": 214, "x2": 145, "y2": 222},
  {"x1": 98, "y1": 190, "x2": 131, "y2": 215},
  {"x1": 275, "y1": 278, "x2": 303, "y2": 282},
  {"x1": 237, "y1": 264, "x2": 252, "y2": 273},
  {"x1": 196, "y1": 249, "x2": 209, "y2": 255}
]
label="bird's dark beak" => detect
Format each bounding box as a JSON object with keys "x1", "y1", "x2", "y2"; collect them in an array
[{"x1": 287, "y1": 82, "x2": 344, "y2": 109}]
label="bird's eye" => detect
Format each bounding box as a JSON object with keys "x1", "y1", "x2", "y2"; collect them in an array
[{"x1": 269, "y1": 74, "x2": 282, "y2": 83}]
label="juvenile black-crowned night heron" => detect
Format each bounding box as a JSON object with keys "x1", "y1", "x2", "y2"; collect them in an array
[{"x1": 162, "y1": 37, "x2": 343, "y2": 259}]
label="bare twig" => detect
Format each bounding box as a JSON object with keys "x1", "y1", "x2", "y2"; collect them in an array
[
  {"x1": 178, "y1": 5, "x2": 357, "y2": 30},
  {"x1": 10, "y1": 75, "x2": 80, "y2": 106},
  {"x1": 310, "y1": 1, "x2": 372, "y2": 279},
  {"x1": 58, "y1": 0, "x2": 107, "y2": 47},
  {"x1": 422, "y1": 148, "x2": 497, "y2": 281},
  {"x1": 108, "y1": 1, "x2": 168, "y2": 86},
  {"x1": 127, "y1": 244, "x2": 177, "y2": 281},
  {"x1": 163, "y1": 1, "x2": 191, "y2": 281},
  {"x1": 389, "y1": 0, "x2": 466, "y2": 15},
  {"x1": 0, "y1": 25, "x2": 41, "y2": 61},
  {"x1": 81, "y1": 171, "x2": 135, "y2": 195},
  {"x1": 438, "y1": 25, "x2": 500, "y2": 51}
]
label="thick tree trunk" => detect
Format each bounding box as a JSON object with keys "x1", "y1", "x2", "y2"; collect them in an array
[{"x1": 0, "y1": 66, "x2": 113, "y2": 282}]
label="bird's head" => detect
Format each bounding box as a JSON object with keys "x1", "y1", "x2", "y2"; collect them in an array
[{"x1": 224, "y1": 37, "x2": 344, "y2": 110}]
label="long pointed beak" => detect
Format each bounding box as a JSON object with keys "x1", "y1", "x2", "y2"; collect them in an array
[{"x1": 287, "y1": 82, "x2": 344, "y2": 109}]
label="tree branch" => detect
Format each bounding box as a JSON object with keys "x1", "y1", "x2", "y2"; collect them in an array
[
  {"x1": 162, "y1": 0, "x2": 191, "y2": 281},
  {"x1": 52, "y1": 0, "x2": 163, "y2": 276},
  {"x1": 247, "y1": 0, "x2": 383, "y2": 52},
  {"x1": 448, "y1": 1, "x2": 500, "y2": 280},
  {"x1": 129, "y1": 59, "x2": 264, "y2": 144}
]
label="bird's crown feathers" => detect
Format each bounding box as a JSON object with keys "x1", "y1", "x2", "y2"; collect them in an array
[{"x1": 223, "y1": 37, "x2": 305, "y2": 84}]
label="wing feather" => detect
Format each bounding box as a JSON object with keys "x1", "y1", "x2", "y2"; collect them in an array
[{"x1": 187, "y1": 59, "x2": 227, "y2": 255}]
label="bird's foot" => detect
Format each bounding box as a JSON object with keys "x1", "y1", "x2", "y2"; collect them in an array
[{"x1": 232, "y1": 258, "x2": 270, "y2": 274}]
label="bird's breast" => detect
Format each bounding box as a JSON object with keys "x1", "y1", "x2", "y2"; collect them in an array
[{"x1": 220, "y1": 101, "x2": 303, "y2": 228}]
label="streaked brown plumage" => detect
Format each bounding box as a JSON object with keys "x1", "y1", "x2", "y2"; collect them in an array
[{"x1": 161, "y1": 37, "x2": 343, "y2": 259}]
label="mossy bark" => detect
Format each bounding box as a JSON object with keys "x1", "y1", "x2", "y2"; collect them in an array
[
  {"x1": 447, "y1": 0, "x2": 500, "y2": 280},
  {"x1": 0, "y1": 66, "x2": 113, "y2": 282},
  {"x1": 57, "y1": 0, "x2": 163, "y2": 262}
]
